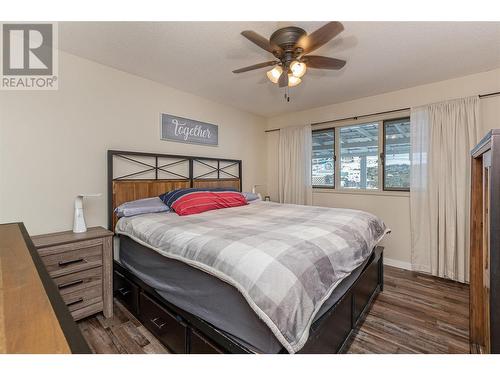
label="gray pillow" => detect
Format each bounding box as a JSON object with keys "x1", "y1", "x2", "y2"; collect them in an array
[
  {"x1": 115, "y1": 197, "x2": 169, "y2": 218},
  {"x1": 242, "y1": 192, "x2": 261, "y2": 202}
]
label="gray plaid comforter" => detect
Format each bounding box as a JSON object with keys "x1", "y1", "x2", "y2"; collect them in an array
[{"x1": 116, "y1": 201, "x2": 388, "y2": 353}]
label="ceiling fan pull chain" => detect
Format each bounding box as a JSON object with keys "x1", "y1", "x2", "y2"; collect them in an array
[{"x1": 286, "y1": 87, "x2": 291, "y2": 102}]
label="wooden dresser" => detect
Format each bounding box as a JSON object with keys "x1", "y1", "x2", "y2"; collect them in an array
[
  {"x1": 31, "y1": 227, "x2": 114, "y2": 321},
  {"x1": 0, "y1": 223, "x2": 90, "y2": 353},
  {"x1": 470, "y1": 129, "x2": 500, "y2": 354}
]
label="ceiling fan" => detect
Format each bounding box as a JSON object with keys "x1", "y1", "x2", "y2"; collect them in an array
[{"x1": 232, "y1": 22, "x2": 347, "y2": 90}]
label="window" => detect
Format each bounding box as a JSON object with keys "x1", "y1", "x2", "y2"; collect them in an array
[
  {"x1": 311, "y1": 117, "x2": 411, "y2": 192},
  {"x1": 383, "y1": 118, "x2": 410, "y2": 191},
  {"x1": 312, "y1": 128, "x2": 335, "y2": 188},
  {"x1": 339, "y1": 123, "x2": 379, "y2": 189}
]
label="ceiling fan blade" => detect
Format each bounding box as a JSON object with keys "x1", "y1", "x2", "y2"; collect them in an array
[
  {"x1": 232, "y1": 61, "x2": 277, "y2": 73},
  {"x1": 304, "y1": 55, "x2": 346, "y2": 70},
  {"x1": 278, "y1": 70, "x2": 288, "y2": 88},
  {"x1": 241, "y1": 30, "x2": 283, "y2": 56},
  {"x1": 297, "y1": 22, "x2": 344, "y2": 55}
]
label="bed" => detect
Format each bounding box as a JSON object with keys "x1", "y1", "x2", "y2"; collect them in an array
[{"x1": 108, "y1": 150, "x2": 387, "y2": 354}]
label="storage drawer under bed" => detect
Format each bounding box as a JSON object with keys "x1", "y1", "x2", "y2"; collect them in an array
[
  {"x1": 300, "y1": 290, "x2": 352, "y2": 353},
  {"x1": 189, "y1": 328, "x2": 224, "y2": 354},
  {"x1": 114, "y1": 269, "x2": 140, "y2": 315},
  {"x1": 140, "y1": 292, "x2": 187, "y2": 354},
  {"x1": 352, "y1": 258, "x2": 379, "y2": 323}
]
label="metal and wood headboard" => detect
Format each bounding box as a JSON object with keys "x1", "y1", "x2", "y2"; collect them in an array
[{"x1": 107, "y1": 150, "x2": 242, "y2": 230}]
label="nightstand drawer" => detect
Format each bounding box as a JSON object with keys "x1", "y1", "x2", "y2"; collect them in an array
[
  {"x1": 62, "y1": 284, "x2": 102, "y2": 313},
  {"x1": 53, "y1": 267, "x2": 102, "y2": 296},
  {"x1": 39, "y1": 239, "x2": 103, "y2": 277}
]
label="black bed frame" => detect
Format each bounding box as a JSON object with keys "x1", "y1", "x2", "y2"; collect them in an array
[{"x1": 108, "y1": 150, "x2": 384, "y2": 354}]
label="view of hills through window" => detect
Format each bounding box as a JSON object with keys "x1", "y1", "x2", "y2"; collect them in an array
[
  {"x1": 384, "y1": 118, "x2": 410, "y2": 190},
  {"x1": 340, "y1": 123, "x2": 379, "y2": 189},
  {"x1": 312, "y1": 128, "x2": 335, "y2": 187}
]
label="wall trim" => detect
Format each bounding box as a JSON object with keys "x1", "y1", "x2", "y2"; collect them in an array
[{"x1": 383, "y1": 257, "x2": 412, "y2": 271}]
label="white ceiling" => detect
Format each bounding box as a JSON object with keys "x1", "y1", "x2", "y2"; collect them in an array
[{"x1": 59, "y1": 22, "x2": 500, "y2": 117}]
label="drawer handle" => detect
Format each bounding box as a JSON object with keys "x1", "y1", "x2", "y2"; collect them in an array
[
  {"x1": 66, "y1": 297, "x2": 84, "y2": 307},
  {"x1": 115, "y1": 271, "x2": 125, "y2": 278},
  {"x1": 117, "y1": 287, "x2": 131, "y2": 297},
  {"x1": 58, "y1": 279, "x2": 84, "y2": 290},
  {"x1": 151, "y1": 317, "x2": 166, "y2": 329},
  {"x1": 58, "y1": 258, "x2": 84, "y2": 267}
]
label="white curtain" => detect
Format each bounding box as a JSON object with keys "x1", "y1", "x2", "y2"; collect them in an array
[
  {"x1": 278, "y1": 125, "x2": 313, "y2": 205},
  {"x1": 410, "y1": 96, "x2": 481, "y2": 282}
]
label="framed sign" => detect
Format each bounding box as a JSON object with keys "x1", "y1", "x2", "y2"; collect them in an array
[{"x1": 161, "y1": 113, "x2": 218, "y2": 146}]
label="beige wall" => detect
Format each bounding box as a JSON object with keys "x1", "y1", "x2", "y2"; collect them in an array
[
  {"x1": 0, "y1": 51, "x2": 268, "y2": 235},
  {"x1": 267, "y1": 68, "x2": 500, "y2": 267}
]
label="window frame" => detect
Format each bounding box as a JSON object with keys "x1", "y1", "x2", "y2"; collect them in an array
[
  {"x1": 312, "y1": 127, "x2": 336, "y2": 189},
  {"x1": 311, "y1": 115, "x2": 411, "y2": 193},
  {"x1": 382, "y1": 117, "x2": 411, "y2": 192}
]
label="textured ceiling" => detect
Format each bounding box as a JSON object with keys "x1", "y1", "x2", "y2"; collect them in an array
[{"x1": 59, "y1": 21, "x2": 500, "y2": 117}]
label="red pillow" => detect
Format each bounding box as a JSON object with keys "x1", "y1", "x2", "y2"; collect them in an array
[{"x1": 171, "y1": 191, "x2": 248, "y2": 216}]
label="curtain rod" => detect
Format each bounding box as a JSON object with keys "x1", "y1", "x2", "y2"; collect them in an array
[{"x1": 264, "y1": 90, "x2": 500, "y2": 133}]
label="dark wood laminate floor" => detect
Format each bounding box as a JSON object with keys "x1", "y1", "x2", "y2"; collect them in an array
[
  {"x1": 78, "y1": 299, "x2": 169, "y2": 354},
  {"x1": 78, "y1": 265, "x2": 469, "y2": 354},
  {"x1": 345, "y1": 266, "x2": 469, "y2": 353}
]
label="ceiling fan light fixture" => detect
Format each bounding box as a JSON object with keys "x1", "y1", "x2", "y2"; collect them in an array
[
  {"x1": 234, "y1": 22, "x2": 346, "y2": 99},
  {"x1": 266, "y1": 65, "x2": 283, "y2": 84},
  {"x1": 288, "y1": 75, "x2": 301, "y2": 87},
  {"x1": 290, "y1": 60, "x2": 307, "y2": 78}
]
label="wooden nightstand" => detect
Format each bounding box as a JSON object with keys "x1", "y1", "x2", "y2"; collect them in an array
[{"x1": 31, "y1": 226, "x2": 114, "y2": 321}]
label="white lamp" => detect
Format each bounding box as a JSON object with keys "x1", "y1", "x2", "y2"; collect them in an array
[
  {"x1": 290, "y1": 60, "x2": 307, "y2": 78},
  {"x1": 266, "y1": 66, "x2": 283, "y2": 83},
  {"x1": 252, "y1": 184, "x2": 267, "y2": 200},
  {"x1": 287, "y1": 75, "x2": 302, "y2": 87},
  {"x1": 73, "y1": 193, "x2": 101, "y2": 233}
]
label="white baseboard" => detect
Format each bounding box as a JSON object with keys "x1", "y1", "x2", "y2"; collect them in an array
[{"x1": 383, "y1": 257, "x2": 412, "y2": 271}]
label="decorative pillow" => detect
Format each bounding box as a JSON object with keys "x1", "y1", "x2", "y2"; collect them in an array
[
  {"x1": 169, "y1": 191, "x2": 247, "y2": 216},
  {"x1": 115, "y1": 197, "x2": 169, "y2": 217},
  {"x1": 242, "y1": 192, "x2": 261, "y2": 202},
  {"x1": 159, "y1": 187, "x2": 237, "y2": 208}
]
